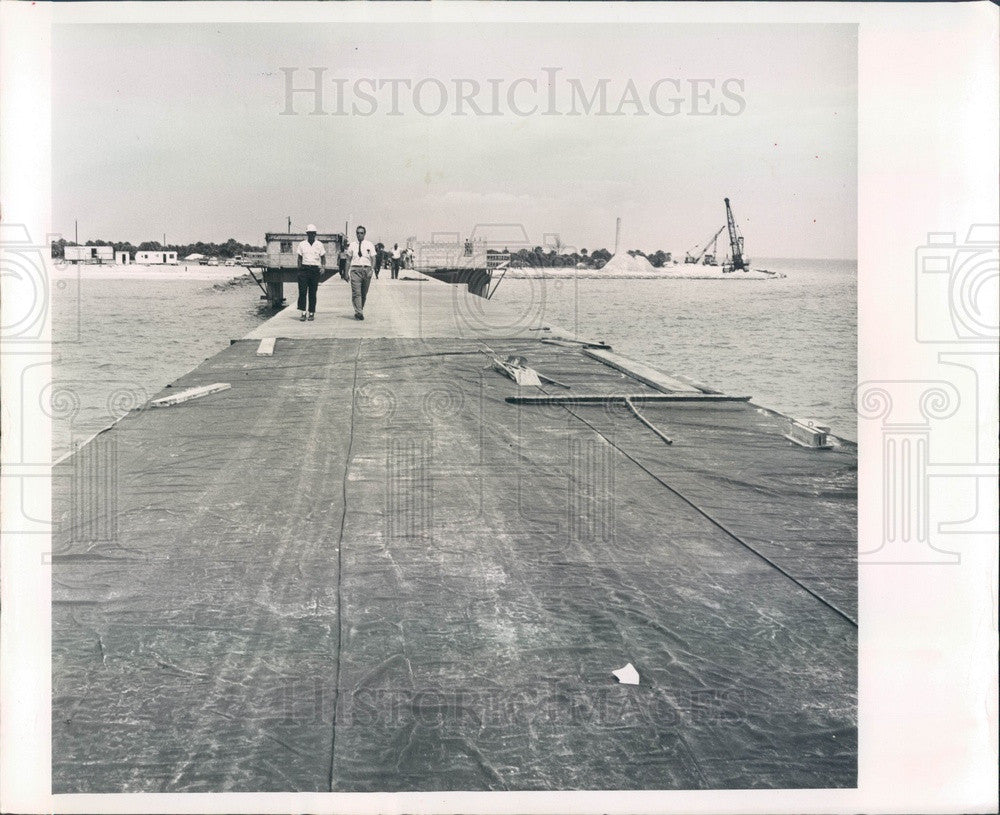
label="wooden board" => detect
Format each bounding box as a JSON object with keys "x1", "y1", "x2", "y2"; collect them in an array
[
  {"x1": 256, "y1": 337, "x2": 276, "y2": 356},
  {"x1": 506, "y1": 393, "x2": 750, "y2": 404},
  {"x1": 583, "y1": 348, "x2": 704, "y2": 393},
  {"x1": 150, "y1": 383, "x2": 231, "y2": 408},
  {"x1": 665, "y1": 371, "x2": 724, "y2": 395},
  {"x1": 540, "y1": 337, "x2": 612, "y2": 349}
]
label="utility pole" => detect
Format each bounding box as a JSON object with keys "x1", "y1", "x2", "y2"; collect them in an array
[
  {"x1": 163, "y1": 232, "x2": 166, "y2": 248},
  {"x1": 74, "y1": 219, "x2": 78, "y2": 244},
  {"x1": 614, "y1": 217, "x2": 621, "y2": 255},
  {"x1": 287, "y1": 216, "x2": 291, "y2": 233}
]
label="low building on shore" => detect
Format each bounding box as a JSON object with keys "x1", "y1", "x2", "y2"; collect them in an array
[
  {"x1": 65, "y1": 245, "x2": 114, "y2": 264},
  {"x1": 135, "y1": 250, "x2": 178, "y2": 265}
]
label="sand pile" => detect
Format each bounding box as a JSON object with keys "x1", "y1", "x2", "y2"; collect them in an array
[{"x1": 599, "y1": 252, "x2": 657, "y2": 274}]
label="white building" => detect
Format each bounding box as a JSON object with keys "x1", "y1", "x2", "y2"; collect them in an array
[
  {"x1": 65, "y1": 245, "x2": 114, "y2": 264},
  {"x1": 135, "y1": 251, "x2": 178, "y2": 265},
  {"x1": 115, "y1": 251, "x2": 130, "y2": 265}
]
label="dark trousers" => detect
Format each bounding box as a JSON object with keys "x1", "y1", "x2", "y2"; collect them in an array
[
  {"x1": 297, "y1": 266, "x2": 320, "y2": 312},
  {"x1": 391, "y1": 259, "x2": 400, "y2": 278}
]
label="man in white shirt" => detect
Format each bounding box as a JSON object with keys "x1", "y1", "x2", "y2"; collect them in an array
[
  {"x1": 390, "y1": 243, "x2": 402, "y2": 279},
  {"x1": 343, "y1": 224, "x2": 376, "y2": 320},
  {"x1": 295, "y1": 224, "x2": 326, "y2": 321}
]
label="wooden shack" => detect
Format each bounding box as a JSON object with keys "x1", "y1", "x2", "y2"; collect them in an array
[{"x1": 261, "y1": 232, "x2": 344, "y2": 307}]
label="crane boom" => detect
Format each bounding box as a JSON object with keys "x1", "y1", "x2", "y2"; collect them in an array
[
  {"x1": 724, "y1": 197, "x2": 748, "y2": 271},
  {"x1": 685, "y1": 225, "x2": 726, "y2": 263}
]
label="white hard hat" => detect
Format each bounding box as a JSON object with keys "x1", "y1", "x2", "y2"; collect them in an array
[{"x1": 306, "y1": 223, "x2": 317, "y2": 232}]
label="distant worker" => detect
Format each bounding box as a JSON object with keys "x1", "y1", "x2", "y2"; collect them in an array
[
  {"x1": 390, "y1": 243, "x2": 402, "y2": 279},
  {"x1": 344, "y1": 224, "x2": 376, "y2": 320},
  {"x1": 296, "y1": 224, "x2": 326, "y2": 322}
]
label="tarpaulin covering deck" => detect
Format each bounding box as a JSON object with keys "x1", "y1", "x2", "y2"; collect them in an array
[{"x1": 52, "y1": 334, "x2": 856, "y2": 792}]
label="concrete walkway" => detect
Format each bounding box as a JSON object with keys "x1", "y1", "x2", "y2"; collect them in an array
[{"x1": 245, "y1": 273, "x2": 554, "y2": 341}]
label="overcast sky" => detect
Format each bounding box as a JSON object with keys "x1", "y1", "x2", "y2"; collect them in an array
[{"x1": 54, "y1": 23, "x2": 856, "y2": 258}]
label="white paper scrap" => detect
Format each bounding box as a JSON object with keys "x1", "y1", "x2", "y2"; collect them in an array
[{"x1": 612, "y1": 663, "x2": 639, "y2": 685}]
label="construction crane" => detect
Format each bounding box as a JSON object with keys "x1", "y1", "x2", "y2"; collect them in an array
[
  {"x1": 723, "y1": 197, "x2": 749, "y2": 272},
  {"x1": 684, "y1": 225, "x2": 726, "y2": 264}
]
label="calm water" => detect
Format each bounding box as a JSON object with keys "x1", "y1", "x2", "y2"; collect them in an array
[
  {"x1": 495, "y1": 258, "x2": 857, "y2": 440},
  {"x1": 52, "y1": 274, "x2": 269, "y2": 458},
  {"x1": 51, "y1": 258, "x2": 855, "y2": 458}
]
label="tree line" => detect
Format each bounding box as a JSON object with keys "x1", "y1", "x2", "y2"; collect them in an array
[{"x1": 50, "y1": 237, "x2": 264, "y2": 260}]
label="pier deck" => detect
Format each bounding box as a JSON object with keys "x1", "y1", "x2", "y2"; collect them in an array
[
  {"x1": 244, "y1": 272, "x2": 551, "y2": 341},
  {"x1": 52, "y1": 274, "x2": 857, "y2": 792}
]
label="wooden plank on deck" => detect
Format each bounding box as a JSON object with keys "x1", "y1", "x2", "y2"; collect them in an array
[
  {"x1": 506, "y1": 393, "x2": 750, "y2": 405},
  {"x1": 149, "y1": 383, "x2": 231, "y2": 408},
  {"x1": 583, "y1": 348, "x2": 704, "y2": 393}
]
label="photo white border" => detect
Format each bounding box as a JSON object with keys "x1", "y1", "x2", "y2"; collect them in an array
[{"x1": 2, "y1": 2, "x2": 997, "y2": 813}]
